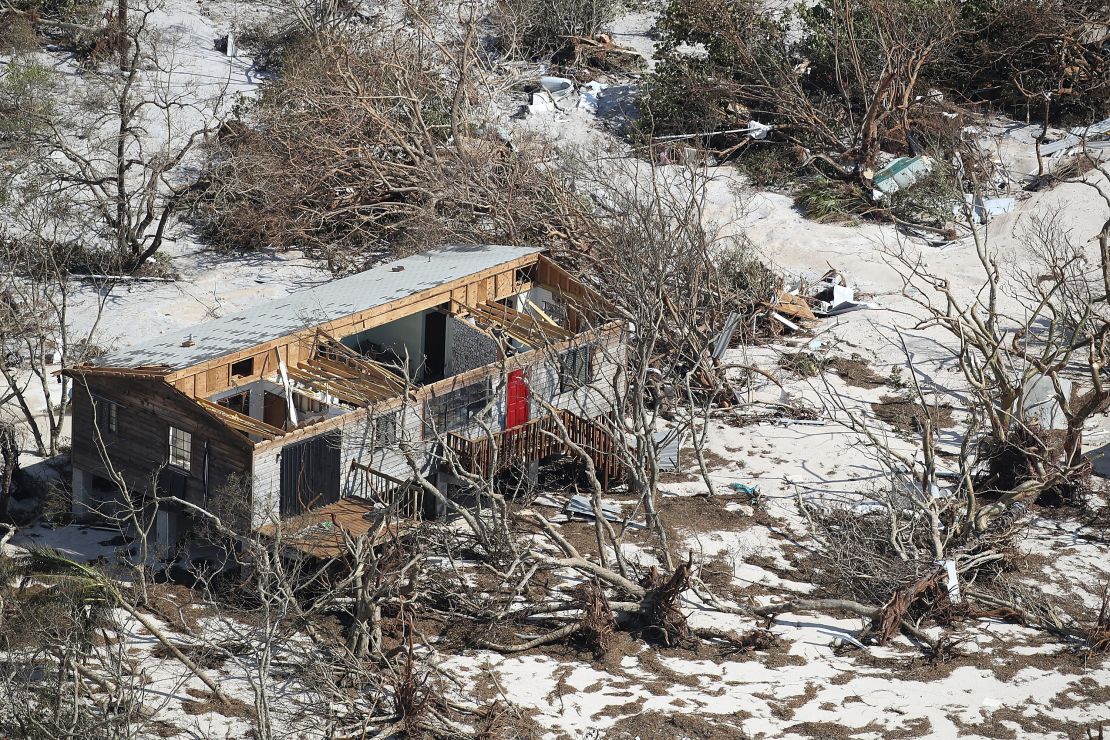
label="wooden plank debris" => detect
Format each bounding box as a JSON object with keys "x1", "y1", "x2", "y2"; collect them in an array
[{"x1": 196, "y1": 398, "x2": 284, "y2": 440}]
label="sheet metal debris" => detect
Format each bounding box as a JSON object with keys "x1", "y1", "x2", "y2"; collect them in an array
[
  {"x1": 1039, "y1": 118, "x2": 1110, "y2": 157},
  {"x1": 655, "y1": 429, "x2": 682, "y2": 472},
  {"x1": 711, "y1": 311, "x2": 745, "y2": 360},
  {"x1": 564, "y1": 495, "x2": 623, "y2": 522}
]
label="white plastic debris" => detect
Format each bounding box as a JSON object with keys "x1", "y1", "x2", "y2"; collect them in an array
[
  {"x1": 578, "y1": 81, "x2": 607, "y2": 114},
  {"x1": 871, "y1": 155, "x2": 934, "y2": 198},
  {"x1": 937, "y1": 559, "x2": 961, "y2": 602},
  {"x1": 748, "y1": 119, "x2": 772, "y2": 140}
]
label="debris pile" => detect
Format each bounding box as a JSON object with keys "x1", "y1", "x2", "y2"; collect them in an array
[{"x1": 762, "y1": 268, "x2": 876, "y2": 334}]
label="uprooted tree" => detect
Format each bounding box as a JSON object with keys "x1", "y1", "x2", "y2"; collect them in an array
[{"x1": 762, "y1": 165, "x2": 1110, "y2": 658}]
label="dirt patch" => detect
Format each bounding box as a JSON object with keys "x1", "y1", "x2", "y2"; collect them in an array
[
  {"x1": 659, "y1": 494, "x2": 755, "y2": 536},
  {"x1": 144, "y1": 583, "x2": 212, "y2": 633},
  {"x1": 141, "y1": 720, "x2": 183, "y2": 738},
  {"x1": 181, "y1": 688, "x2": 254, "y2": 719},
  {"x1": 760, "y1": 651, "x2": 808, "y2": 668},
  {"x1": 871, "y1": 395, "x2": 956, "y2": 433},
  {"x1": 785, "y1": 717, "x2": 932, "y2": 738},
  {"x1": 150, "y1": 640, "x2": 228, "y2": 671},
  {"x1": 609, "y1": 709, "x2": 750, "y2": 739},
  {"x1": 770, "y1": 680, "x2": 819, "y2": 719},
  {"x1": 827, "y1": 356, "x2": 886, "y2": 389},
  {"x1": 484, "y1": 706, "x2": 549, "y2": 740},
  {"x1": 780, "y1": 352, "x2": 826, "y2": 378},
  {"x1": 698, "y1": 552, "x2": 749, "y2": 603},
  {"x1": 952, "y1": 706, "x2": 1087, "y2": 739}
]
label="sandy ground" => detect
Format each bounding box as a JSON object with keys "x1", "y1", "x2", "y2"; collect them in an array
[{"x1": 3, "y1": 1, "x2": 1110, "y2": 738}]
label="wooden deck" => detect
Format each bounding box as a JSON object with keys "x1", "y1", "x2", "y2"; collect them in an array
[
  {"x1": 444, "y1": 409, "x2": 625, "y2": 484},
  {"x1": 256, "y1": 496, "x2": 404, "y2": 559}
]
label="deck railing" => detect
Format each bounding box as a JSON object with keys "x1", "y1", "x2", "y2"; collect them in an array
[
  {"x1": 350, "y1": 461, "x2": 422, "y2": 518},
  {"x1": 443, "y1": 409, "x2": 624, "y2": 484}
]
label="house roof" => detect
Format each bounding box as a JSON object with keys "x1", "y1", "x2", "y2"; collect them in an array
[{"x1": 93, "y1": 245, "x2": 541, "y2": 371}]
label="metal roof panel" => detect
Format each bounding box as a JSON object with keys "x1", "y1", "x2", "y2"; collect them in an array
[{"x1": 93, "y1": 245, "x2": 540, "y2": 370}]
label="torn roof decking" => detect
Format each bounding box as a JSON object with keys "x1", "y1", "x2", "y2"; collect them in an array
[{"x1": 92, "y1": 245, "x2": 542, "y2": 372}]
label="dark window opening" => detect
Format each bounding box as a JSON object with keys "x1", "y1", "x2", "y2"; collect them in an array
[
  {"x1": 218, "y1": 391, "x2": 250, "y2": 415},
  {"x1": 92, "y1": 396, "x2": 118, "y2": 433},
  {"x1": 279, "y1": 432, "x2": 341, "y2": 517},
  {"x1": 231, "y1": 357, "x2": 254, "y2": 378},
  {"x1": 558, "y1": 345, "x2": 596, "y2": 393},
  {"x1": 423, "y1": 310, "x2": 447, "y2": 382},
  {"x1": 425, "y1": 381, "x2": 492, "y2": 436},
  {"x1": 515, "y1": 264, "x2": 537, "y2": 286},
  {"x1": 373, "y1": 411, "x2": 400, "y2": 449}
]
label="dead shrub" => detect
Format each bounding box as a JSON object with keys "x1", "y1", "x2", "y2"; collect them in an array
[
  {"x1": 492, "y1": 0, "x2": 618, "y2": 61},
  {"x1": 635, "y1": 557, "x2": 693, "y2": 647},
  {"x1": 1087, "y1": 583, "x2": 1110, "y2": 654},
  {"x1": 577, "y1": 578, "x2": 616, "y2": 656}
]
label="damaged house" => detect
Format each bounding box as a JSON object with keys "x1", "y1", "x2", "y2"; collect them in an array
[{"x1": 65, "y1": 246, "x2": 626, "y2": 555}]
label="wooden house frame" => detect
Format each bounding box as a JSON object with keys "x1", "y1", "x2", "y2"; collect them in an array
[{"x1": 65, "y1": 246, "x2": 627, "y2": 555}]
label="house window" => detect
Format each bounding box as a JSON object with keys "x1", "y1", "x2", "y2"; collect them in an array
[
  {"x1": 558, "y1": 345, "x2": 596, "y2": 393},
  {"x1": 230, "y1": 357, "x2": 254, "y2": 378},
  {"x1": 373, "y1": 411, "x2": 399, "y2": 448},
  {"x1": 424, "y1": 381, "x2": 491, "y2": 436},
  {"x1": 168, "y1": 426, "x2": 192, "y2": 471},
  {"x1": 218, "y1": 391, "x2": 250, "y2": 415},
  {"x1": 92, "y1": 396, "x2": 117, "y2": 433}
]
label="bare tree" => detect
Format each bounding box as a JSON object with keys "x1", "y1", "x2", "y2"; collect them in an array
[
  {"x1": 646, "y1": 0, "x2": 960, "y2": 178},
  {"x1": 757, "y1": 164, "x2": 1110, "y2": 654},
  {"x1": 2, "y1": 0, "x2": 231, "y2": 272},
  {"x1": 204, "y1": 0, "x2": 590, "y2": 271},
  {"x1": 0, "y1": 215, "x2": 112, "y2": 456}
]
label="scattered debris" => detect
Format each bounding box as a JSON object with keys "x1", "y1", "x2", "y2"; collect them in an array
[
  {"x1": 870, "y1": 155, "x2": 934, "y2": 198},
  {"x1": 1039, "y1": 118, "x2": 1110, "y2": 158},
  {"x1": 564, "y1": 495, "x2": 623, "y2": 522},
  {"x1": 528, "y1": 76, "x2": 575, "y2": 114},
  {"x1": 768, "y1": 311, "x2": 800, "y2": 332},
  {"x1": 936, "y1": 558, "x2": 962, "y2": 602},
  {"x1": 567, "y1": 33, "x2": 646, "y2": 72},
  {"x1": 727, "y1": 482, "x2": 761, "y2": 502},
  {"x1": 960, "y1": 194, "x2": 1016, "y2": 224},
  {"x1": 765, "y1": 268, "x2": 875, "y2": 328},
  {"x1": 806, "y1": 270, "x2": 876, "y2": 316},
  {"x1": 653, "y1": 121, "x2": 775, "y2": 143},
  {"x1": 770, "y1": 292, "x2": 816, "y2": 322}
]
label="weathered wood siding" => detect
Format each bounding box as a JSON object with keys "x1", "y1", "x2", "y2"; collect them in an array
[{"x1": 71, "y1": 375, "x2": 254, "y2": 508}]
